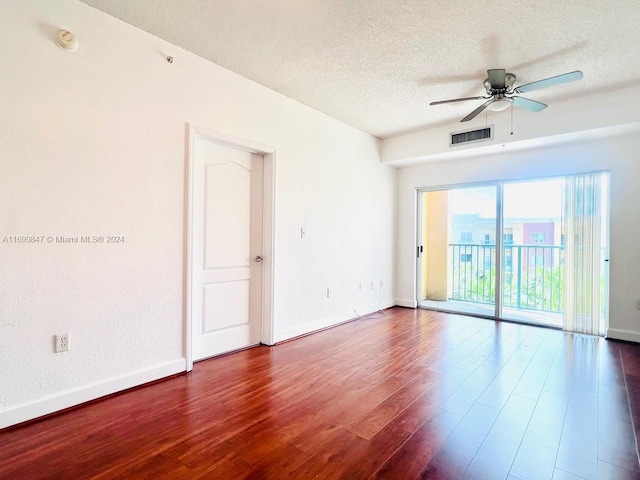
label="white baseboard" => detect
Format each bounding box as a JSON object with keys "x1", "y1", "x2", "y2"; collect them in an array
[
  {"x1": 395, "y1": 298, "x2": 417, "y2": 308},
  {"x1": 0, "y1": 359, "x2": 186, "y2": 429},
  {"x1": 606, "y1": 328, "x2": 640, "y2": 344},
  {"x1": 276, "y1": 300, "x2": 395, "y2": 342}
]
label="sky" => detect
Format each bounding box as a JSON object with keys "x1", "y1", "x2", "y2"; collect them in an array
[{"x1": 448, "y1": 179, "x2": 563, "y2": 219}]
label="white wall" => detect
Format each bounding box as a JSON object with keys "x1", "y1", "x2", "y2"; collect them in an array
[
  {"x1": 394, "y1": 127, "x2": 640, "y2": 342},
  {"x1": 0, "y1": 0, "x2": 396, "y2": 428}
]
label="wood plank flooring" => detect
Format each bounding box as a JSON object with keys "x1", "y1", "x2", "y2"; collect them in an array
[{"x1": 2, "y1": 307, "x2": 640, "y2": 479}]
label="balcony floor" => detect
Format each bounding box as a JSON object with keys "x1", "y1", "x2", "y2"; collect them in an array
[{"x1": 419, "y1": 299, "x2": 563, "y2": 329}]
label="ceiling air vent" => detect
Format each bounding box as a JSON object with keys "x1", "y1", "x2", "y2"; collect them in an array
[{"x1": 450, "y1": 126, "x2": 493, "y2": 147}]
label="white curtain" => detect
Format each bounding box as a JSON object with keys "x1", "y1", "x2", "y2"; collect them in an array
[{"x1": 562, "y1": 172, "x2": 607, "y2": 335}]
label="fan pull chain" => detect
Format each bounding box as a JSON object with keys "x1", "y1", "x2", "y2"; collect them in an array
[{"x1": 510, "y1": 102, "x2": 514, "y2": 135}]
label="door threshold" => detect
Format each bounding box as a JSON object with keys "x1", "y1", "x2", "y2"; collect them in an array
[
  {"x1": 417, "y1": 305, "x2": 563, "y2": 331},
  {"x1": 194, "y1": 343, "x2": 262, "y2": 364}
]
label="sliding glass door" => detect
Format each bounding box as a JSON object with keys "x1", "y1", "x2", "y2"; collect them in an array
[{"x1": 417, "y1": 173, "x2": 609, "y2": 334}]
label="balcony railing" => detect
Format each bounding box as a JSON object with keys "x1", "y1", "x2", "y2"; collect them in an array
[{"x1": 450, "y1": 243, "x2": 564, "y2": 313}]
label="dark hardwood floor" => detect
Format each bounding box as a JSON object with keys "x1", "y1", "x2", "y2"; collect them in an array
[{"x1": 2, "y1": 307, "x2": 640, "y2": 479}]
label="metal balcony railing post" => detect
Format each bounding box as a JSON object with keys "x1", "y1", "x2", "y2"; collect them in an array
[{"x1": 517, "y1": 246, "x2": 522, "y2": 310}]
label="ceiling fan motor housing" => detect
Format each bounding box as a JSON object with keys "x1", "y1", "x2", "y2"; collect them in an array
[{"x1": 485, "y1": 72, "x2": 516, "y2": 94}]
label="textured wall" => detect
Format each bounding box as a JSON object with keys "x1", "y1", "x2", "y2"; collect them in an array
[{"x1": 0, "y1": 0, "x2": 396, "y2": 425}]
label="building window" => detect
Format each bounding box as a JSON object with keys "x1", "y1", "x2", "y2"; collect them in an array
[
  {"x1": 503, "y1": 233, "x2": 513, "y2": 245},
  {"x1": 532, "y1": 232, "x2": 546, "y2": 243},
  {"x1": 460, "y1": 253, "x2": 472, "y2": 262},
  {"x1": 504, "y1": 254, "x2": 512, "y2": 268},
  {"x1": 460, "y1": 232, "x2": 472, "y2": 243},
  {"x1": 484, "y1": 234, "x2": 491, "y2": 245}
]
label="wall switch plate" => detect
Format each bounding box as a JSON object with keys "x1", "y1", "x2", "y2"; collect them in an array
[
  {"x1": 55, "y1": 334, "x2": 69, "y2": 353},
  {"x1": 327, "y1": 288, "x2": 331, "y2": 298}
]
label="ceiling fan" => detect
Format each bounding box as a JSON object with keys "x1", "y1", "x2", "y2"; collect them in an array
[{"x1": 430, "y1": 69, "x2": 583, "y2": 122}]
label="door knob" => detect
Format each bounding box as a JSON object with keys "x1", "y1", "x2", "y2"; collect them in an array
[{"x1": 255, "y1": 255, "x2": 263, "y2": 263}]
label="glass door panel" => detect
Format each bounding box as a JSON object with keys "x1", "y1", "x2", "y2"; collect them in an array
[
  {"x1": 418, "y1": 185, "x2": 498, "y2": 317},
  {"x1": 501, "y1": 178, "x2": 564, "y2": 327}
]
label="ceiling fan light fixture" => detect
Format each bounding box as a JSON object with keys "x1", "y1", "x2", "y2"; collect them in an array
[{"x1": 487, "y1": 98, "x2": 512, "y2": 112}]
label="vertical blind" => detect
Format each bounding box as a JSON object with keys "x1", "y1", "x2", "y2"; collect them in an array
[{"x1": 562, "y1": 172, "x2": 608, "y2": 335}]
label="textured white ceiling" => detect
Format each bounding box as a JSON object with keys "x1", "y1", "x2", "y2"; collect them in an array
[{"x1": 79, "y1": 0, "x2": 640, "y2": 138}]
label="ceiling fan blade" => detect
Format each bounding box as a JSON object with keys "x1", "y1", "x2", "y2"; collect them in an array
[
  {"x1": 430, "y1": 96, "x2": 488, "y2": 106},
  {"x1": 514, "y1": 70, "x2": 583, "y2": 94},
  {"x1": 512, "y1": 96, "x2": 547, "y2": 112},
  {"x1": 461, "y1": 99, "x2": 494, "y2": 122},
  {"x1": 487, "y1": 69, "x2": 506, "y2": 89}
]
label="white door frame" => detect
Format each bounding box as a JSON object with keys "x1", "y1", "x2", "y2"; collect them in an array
[{"x1": 185, "y1": 124, "x2": 276, "y2": 371}]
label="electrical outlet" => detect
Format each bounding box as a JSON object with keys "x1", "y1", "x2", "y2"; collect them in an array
[
  {"x1": 359, "y1": 283, "x2": 363, "y2": 291},
  {"x1": 55, "y1": 334, "x2": 69, "y2": 353},
  {"x1": 370, "y1": 281, "x2": 374, "y2": 290}
]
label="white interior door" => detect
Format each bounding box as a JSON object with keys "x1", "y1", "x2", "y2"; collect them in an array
[{"x1": 191, "y1": 137, "x2": 263, "y2": 361}]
